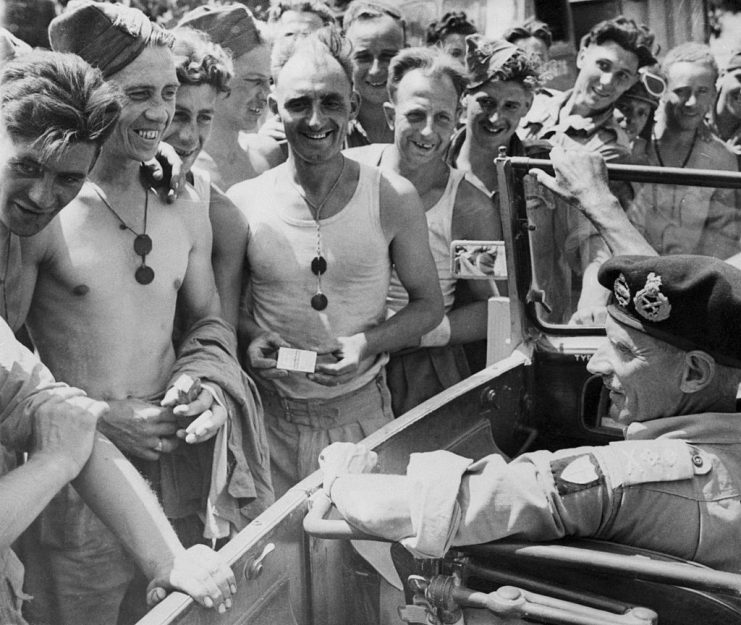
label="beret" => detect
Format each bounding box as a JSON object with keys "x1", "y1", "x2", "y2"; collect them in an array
[
  {"x1": 177, "y1": 4, "x2": 260, "y2": 59},
  {"x1": 726, "y1": 49, "x2": 741, "y2": 74},
  {"x1": 599, "y1": 255, "x2": 741, "y2": 368},
  {"x1": 465, "y1": 34, "x2": 521, "y2": 90},
  {"x1": 49, "y1": 1, "x2": 170, "y2": 77}
]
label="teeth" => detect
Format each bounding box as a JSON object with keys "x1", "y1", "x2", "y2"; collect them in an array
[
  {"x1": 306, "y1": 131, "x2": 330, "y2": 139},
  {"x1": 413, "y1": 141, "x2": 433, "y2": 149},
  {"x1": 248, "y1": 107, "x2": 263, "y2": 114},
  {"x1": 137, "y1": 130, "x2": 158, "y2": 140},
  {"x1": 368, "y1": 81, "x2": 385, "y2": 87}
]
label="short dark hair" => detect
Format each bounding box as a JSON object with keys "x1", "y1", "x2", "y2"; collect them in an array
[
  {"x1": 0, "y1": 50, "x2": 120, "y2": 161},
  {"x1": 388, "y1": 46, "x2": 467, "y2": 102},
  {"x1": 268, "y1": 1, "x2": 336, "y2": 26},
  {"x1": 171, "y1": 27, "x2": 233, "y2": 95},
  {"x1": 426, "y1": 11, "x2": 477, "y2": 46},
  {"x1": 580, "y1": 16, "x2": 657, "y2": 68},
  {"x1": 503, "y1": 19, "x2": 553, "y2": 50},
  {"x1": 272, "y1": 25, "x2": 353, "y2": 87},
  {"x1": 343, "y1": 1, "x2": 406, "y2": 44}
]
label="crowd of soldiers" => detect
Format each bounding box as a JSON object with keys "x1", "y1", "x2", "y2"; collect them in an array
[{"x1": 3, "y1": 1, "x2": 741, "y2": 624}]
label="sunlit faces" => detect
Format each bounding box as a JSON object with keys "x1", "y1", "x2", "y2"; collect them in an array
[
  {"x1": 717, "y1": 68, "x2": 741, "y2": 119},
  {"x1": 511, "y1": 35, "x2": 549, "y2": 65},
  {"x1": 586, "y1": 316, "x2": 687, "y2": 425},
  {"x1": 572, "y1": 40, "x2": 639, "y2": 115},
  {"x1": 346, "y1": 15, "x2": 404, "y2": 106},
  {"x1": 664, "y1": 60, "x2": 716, "y2": 132},
  {"x1": 106, "y1": 45, "x2": 179, "y2": 162},
  {"x1": 384, "y1": 69, "x2": 459, "y2": 167},
  {"x1": 0, "y1": 127, "x2": 97, "y2": 236},
  {"x1": 464, "y1": 79, "x2": 533, "y2": 152},
  {"x1": 273, "y1": 53, "x2": 359, "y2": 164},
  {"x1": 218, "y1": 44, "x2": 271, "y2": 132},
  {"x1": 275, "y1": 10, "x2": 325, "y2": 40},
  {"x1": 164, "y1": 83, "x2": 218, "y2": 168},
  {"x1": 616, "y1": 97, "x2": 653, "y2": 141}
]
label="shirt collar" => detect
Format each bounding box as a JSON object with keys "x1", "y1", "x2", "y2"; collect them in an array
[{"x1": 626, "y1": 412, "x2": 741, "y2": 444}]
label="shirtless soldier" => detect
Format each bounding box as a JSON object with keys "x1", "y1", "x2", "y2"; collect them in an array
[
  {"x1": 0, "y1": 46, "x2": 235, "y2": 623},
  {"x1": 17, "y1": 4, "x2": 241, "y2": 624}
]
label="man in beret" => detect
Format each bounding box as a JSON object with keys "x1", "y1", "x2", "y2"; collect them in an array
[
  {"x1": 320, "y1": 252, "x2": 741, "y2": 573},
  {"x1": 16, "y1": 3, "x2": 245, "y2": 623},
  {"x1": 178, "y1": 4, "x2": 283, "y2": 189},
  {"x1": 0, "y1": 48, "x2": 236, "y2": 625}
]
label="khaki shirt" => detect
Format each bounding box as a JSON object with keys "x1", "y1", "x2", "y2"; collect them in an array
[
  {"x1": 397, "y1": 413, "x2": 741, "y2": 573},
  {"x1": 0, "y1": 316, "x2": 74, "y2": 622}
]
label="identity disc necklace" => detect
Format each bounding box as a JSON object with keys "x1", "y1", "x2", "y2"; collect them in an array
[
  {"x1": 93, "y1": 184, "x2": 155, "y2": 285},
  {"x1": 291, "y1": 157, "x2": 346, "y2": 311},
  {"x1": 652, "y1": 128, "x2": 699, "y2": 169}
]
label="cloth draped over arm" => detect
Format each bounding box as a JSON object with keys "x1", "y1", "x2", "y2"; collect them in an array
[{"x1": 159, "y1": 316, "x2": 274, "y2": 540}]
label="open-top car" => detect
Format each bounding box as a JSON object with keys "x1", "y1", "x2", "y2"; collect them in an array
[{"x1": 137, "y1": 155, "x2": 741, "y2": 625}]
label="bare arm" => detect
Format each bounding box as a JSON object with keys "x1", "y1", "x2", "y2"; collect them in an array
[
  {"x1": 73, "y1": 433, "x2": 236, "y2": 611},
  {"x1": 368, "y1": 173, "x2": 444, "y2": 352},
  {"x1": 529, "y1": 146, "x2": 657, "y2": 257},
  {"x1": 208, "y1": 184, "x2": 248, "y2": 328},
  {"x1": 179, "y1": 198, "x2": 222, "y2": 326}
]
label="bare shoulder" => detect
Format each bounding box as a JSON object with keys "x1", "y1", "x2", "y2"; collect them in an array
[
  {"x1": 226, "y1": 169, "x2": 273, "y2": 213},
  {"x1": 343, "y1": 144, "x2": 385, "y2": 166},
  {"x1": 242, "y1": 133, "x2": 285, "y2": 169},
  {"x1": 377, "y1": 167, "x2": 424, "y2": 240},
  {"x1": 210, "y1": 183, "x2": 249, "y2": 238}
]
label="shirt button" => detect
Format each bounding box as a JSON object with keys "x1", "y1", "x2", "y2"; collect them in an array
[{"x1": 692, "y1": 454, "x2": 703, "y2": 467}]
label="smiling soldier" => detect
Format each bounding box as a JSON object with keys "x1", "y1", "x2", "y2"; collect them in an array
[
  {"x1": 519, "y1": 17, "x2": 658, "y2": 326},
  {"x1": 228, "y1": 27, "x2": 442, "y2": 497},
  {"x1": 14, "y1": 3, "x2": 251, "y2": 623},
  {"x1": 346, "y1": 46, "x2": 500, "y2": 416}
]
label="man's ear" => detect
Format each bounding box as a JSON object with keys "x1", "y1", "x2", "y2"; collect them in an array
[
  {"x1": 576, "y1": 46, "x2": 586, "y2": 70},
  {"x1": 382, "y1": 101, "x2": 395, "y2": 130},
  {"x1": 349, "y1": 89, "x2": 361, "y2": 121},
  {"x1": 680, "y1": 351, "x2": 716, "y2": 393},
  {"x1": 268, "y1": 93, "x2": 279, "y2": 118},
  {"x1": 523, "y1": 91, "x2": 534, "y2": 116}
]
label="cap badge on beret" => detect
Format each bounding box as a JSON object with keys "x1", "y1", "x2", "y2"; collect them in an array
[
  {"x1": 633, "y1": 272, "x2": 671, "y2": 322},
  {"x1": 613, "y1": 274, "x2": 631, "y2": 307}
]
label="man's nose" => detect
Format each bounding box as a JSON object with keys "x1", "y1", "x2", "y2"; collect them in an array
[
  {"x1": 308, "y1": 102, "x2": 326, "y2": 127},
  {"x1": 28, "y1": 176, "x2": 56, "y2": 210},
  {"x1": 368, "y1": 57, "x2": 384, "y2": 78},
  {"x1": 145, "y1": 100, "x2": 171, "y2": 123},
  {"x1": 600, "y1": 72, "x2": 615, "y2": 88},
  {"x1": 586, "y1": 341, "x2": 612, "y2": 376}
]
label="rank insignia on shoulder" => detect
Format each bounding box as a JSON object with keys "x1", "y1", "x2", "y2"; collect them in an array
[{"x1": 551, "y1": 454, "x2": 604, "y2": 496}]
